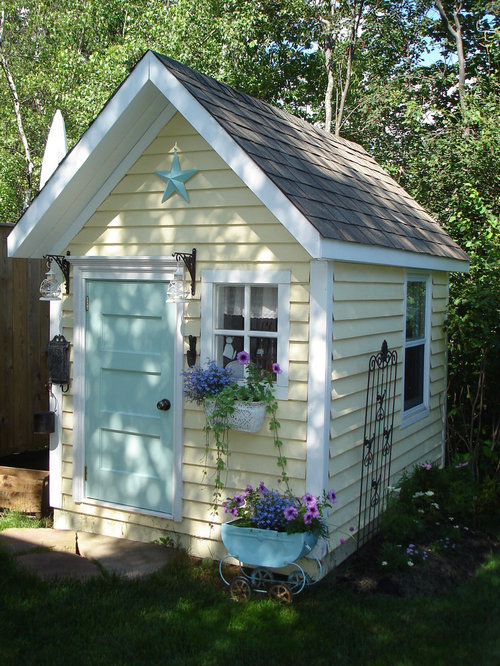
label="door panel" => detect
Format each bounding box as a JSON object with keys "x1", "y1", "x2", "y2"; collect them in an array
[{"x1": 85, "y1": 279, "x2": 175, "y2": 514}]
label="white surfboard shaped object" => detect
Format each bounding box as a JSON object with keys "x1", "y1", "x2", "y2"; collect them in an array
[{"x1": 39, "y1": 109, "x2": 68, "y2": 190}]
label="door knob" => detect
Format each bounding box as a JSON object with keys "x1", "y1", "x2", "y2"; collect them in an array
[{"x1": 156, "y1": 399, "x2": 171, "y2": 411}]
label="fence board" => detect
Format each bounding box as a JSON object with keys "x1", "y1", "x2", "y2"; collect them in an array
[{"x1": 0, "y1": 224, "x2": 50, "y2": 456}]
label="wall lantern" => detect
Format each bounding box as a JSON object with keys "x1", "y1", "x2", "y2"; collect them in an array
[
  {"x1": 40, "y1": 253, "x2": 70, "y2": 300},
  {"x1": 47, "y1": 334, "x2": 71, "y2": 391},
  {"x1": 166, "y1": 248, "x2": 196, "y2": 303}
]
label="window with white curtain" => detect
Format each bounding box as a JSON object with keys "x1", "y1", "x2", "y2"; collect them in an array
[{"x1": 201, "y1": 271, "x2": 290, "y2": 398}]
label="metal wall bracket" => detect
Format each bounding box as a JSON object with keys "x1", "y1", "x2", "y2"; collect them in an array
[
  {"x1": 172, "y1": 248, "x2": 196, "y2": 296},
  {"x1": 44, "y1": 252, "x2": 71, "y2": 294}
]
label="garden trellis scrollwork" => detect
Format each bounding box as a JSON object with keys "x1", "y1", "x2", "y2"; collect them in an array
[{"x1": 357, "y1": 340, "x2": 398, "y2": 549}]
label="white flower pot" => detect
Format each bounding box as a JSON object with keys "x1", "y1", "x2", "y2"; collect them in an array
[{"x1": 204, "y1": 399, "x2": 266, "y2": 433}]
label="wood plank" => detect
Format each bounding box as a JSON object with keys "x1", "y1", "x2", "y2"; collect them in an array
[
  {"x1": 0, "y1": 226, "x2": 49, "y2": 455},
  {"x1": 0, "y1": 465, "x2": 49, "y2": 515}
]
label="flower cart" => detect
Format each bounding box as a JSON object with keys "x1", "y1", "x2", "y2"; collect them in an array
[
  {"x1": 218, "y1": 482, "x2": 337, "y2": 603},
  {"x1": 219, "y1": 521, "x2": 323, "y2": 603}
]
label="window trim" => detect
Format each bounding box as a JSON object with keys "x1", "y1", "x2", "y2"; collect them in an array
[
  {"x1": 201, "y1": 270, "x2": 290, "y2": 400},
  {"x1": 402, "y1": 272, "x2": 431, "y2": 425}
]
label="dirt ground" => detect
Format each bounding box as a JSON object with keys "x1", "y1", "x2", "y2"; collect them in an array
[{"x1": 333, "y1": 529, "x2": 499, "y2": 597}]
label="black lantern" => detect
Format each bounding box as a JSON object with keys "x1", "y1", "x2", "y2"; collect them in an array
[{"x1": 48, "y1": 334, "x2": 71, "y2": 390}]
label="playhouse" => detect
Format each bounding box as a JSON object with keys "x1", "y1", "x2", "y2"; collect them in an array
[{"x1": 8, "y1": 51, "x2": 468, "y2": 566}]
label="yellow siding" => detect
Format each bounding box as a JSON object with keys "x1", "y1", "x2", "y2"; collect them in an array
[
  {"x1": 53, "y1": 110, "x2": 451, "y2": 566},
  {"x1": 56, "y1": 112, "x2": 311, "y2": 559},
  {"x1": 327, "y1": 263, "x2": 449, "y2": 548}
]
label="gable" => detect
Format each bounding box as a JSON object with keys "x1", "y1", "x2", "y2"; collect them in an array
[
  {"x1": 70, "y1": 112, "x2": 305, "y2": 265},
  {"x1": 8, "y1": 51, "x2": 468, "y2": 272}
]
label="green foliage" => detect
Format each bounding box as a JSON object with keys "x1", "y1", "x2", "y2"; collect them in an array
[
  {"x1": 1, "y1": 0, "x2": 497, "y2": 488},
  {"x1": 378, "y1": 461, "x2": 496, "y2": 572},
  {"x1": 0, "y1": 509, "x2": 52, "y2": 530}
]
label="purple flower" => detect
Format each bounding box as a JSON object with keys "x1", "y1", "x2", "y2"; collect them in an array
[
  {"x1": 284, "y1": 506, "x2": 298, "y2": 521},
  {"x1": 233, "y1": 493, "x2": 245, "y2": 507},
  {"x1": 303, "y1": 511, "x2": 314, "y2": 525},
  {"x1": 308, "y1": 504, "x2": 320, "y2": 519},
  {"x1": 327, "y1": 489, "x2": 337, "y2": 503},
  {"x1": 222, "y1": 502, "x2": 229, "y2": 513},
  {"x1": 421, "y1": 462, "x2": 432, "y2": 471},
  {"x1": 302, "y1": 493, "x2": 315, "y2": 504},
  {"x1": 340, "y1": 538, "x2": 346, "y2": 545},
  {"x1": 230, "y1": 507, "x2": 238, "y2": 516},
  {"x1": 272, "y1": 362, "x2": 282, "y2": 375},
  {"x1": 349, "y1": 526, "x2": 355, "y2": 532},
  {"x1": 258, "y1": 481, "x2": 268, "y2": 494},
  {"x1": 236, "y1": 350, "x2": 250, "y2": 365}
]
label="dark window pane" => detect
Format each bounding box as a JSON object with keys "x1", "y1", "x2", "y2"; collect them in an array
[
  {"x1": 406, "y1": 281, "x2": 426, "y2": 341},
  {"x1": 404, "y1": 344, "x2": 424, "y2": 410},
  {"x1": 250, "y1": 337, "x2": 277, "y2": 372}
]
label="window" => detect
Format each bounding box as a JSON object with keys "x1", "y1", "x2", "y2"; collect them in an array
[
  {"x1": 201, "y1": 271, "x2": 290, "y2": 398},
  {"x1": 403, "y1": 275, "x2": 430, "y2": 415}
]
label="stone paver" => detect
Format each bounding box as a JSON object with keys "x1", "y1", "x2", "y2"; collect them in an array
[
  {"x1": 0, "y1": 528, "x2": 77, "y2": 555},
  {"x1": 0, "y1": 528, "x2": 175, "y2": 581},
  {"x1": 17, "y1": 551, "x2": 102, "y2": 582},
  {"x1": 77, "y1": 532, "x2": 175, "y2": 579}
]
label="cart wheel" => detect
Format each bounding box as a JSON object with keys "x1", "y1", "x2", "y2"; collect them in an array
[
  {"x1": 287, "y1": 570, "x2": 310, "y2": 593},
  {"x1": 230, "y1": 576, "x2": 252, "y2": 602},
  {"x1": 267, "y1": 582, "x2": 293, "y2": 604},
  {"x1": 251, "y1": 567, "x2": 273, "y2": 589}
]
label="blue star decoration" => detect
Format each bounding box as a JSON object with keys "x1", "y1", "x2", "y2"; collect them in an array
[{"x1": 155, "y1": 150, "x2": 198, "y2": 203}]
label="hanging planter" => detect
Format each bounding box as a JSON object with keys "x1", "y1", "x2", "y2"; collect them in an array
[
  {"x1": 204, "y1": 399, "x2": 266, "y2": 433},
  {"x1": 221, "y1": 520, "x2": 318, "y2": 568}
]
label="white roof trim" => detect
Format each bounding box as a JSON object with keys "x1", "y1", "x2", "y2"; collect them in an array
[
  {"x1": 148, "y1": 56, "x2": 322, "y2": 258},
  {"x1": 8, "y1": 54, "x2": 171, "y2": 257},
  {"x1": 8, "y1": 51, "x2": 322, "y2": 259},
  {"x1": 8, "y1": 50, "x2": 464, "y2": 272},
  {"x1": 320, "y1": 237, "x2": 469, "y2": 273}
]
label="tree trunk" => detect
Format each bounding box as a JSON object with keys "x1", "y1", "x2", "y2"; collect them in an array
[
  {"x1": 434, "y1": 0, "x2": 468, "y2": 122},
  {"x1": 0, "y1": 10, "x2": 34, "y2": 211}
]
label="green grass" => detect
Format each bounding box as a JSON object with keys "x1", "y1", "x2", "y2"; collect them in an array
[
  {"x1": 1, "y1": 514, "x2": 499, "y2": 666},
  {"x1": 0, "y1": 510, "x2": 52, "y2": 530}
]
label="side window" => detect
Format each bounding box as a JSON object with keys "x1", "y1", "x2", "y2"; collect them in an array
[
  {"x1": 404, "y1": 275, "x2": 430, "y2": 414},
  {"x1": 201, "y1": 271, "x2": 290, "y2": 398}
]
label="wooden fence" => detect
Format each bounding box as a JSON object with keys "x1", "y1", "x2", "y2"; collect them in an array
[{"x1": 0, "y1": 223, "x2": 50, "y2": 456}]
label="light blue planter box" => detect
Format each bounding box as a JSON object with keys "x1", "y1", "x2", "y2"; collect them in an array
[{"x1": 221, "y1": 520, "x2": 318, "y2": 568}]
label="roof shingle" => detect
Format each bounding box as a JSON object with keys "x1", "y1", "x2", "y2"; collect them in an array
[{"x1": 155, "y1": 53, "x2": 467, "y2": 262}]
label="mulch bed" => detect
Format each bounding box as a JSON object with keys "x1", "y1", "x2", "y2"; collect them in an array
[{"x1": 334, "y1": 530, "x2": 499, "y2": 597}]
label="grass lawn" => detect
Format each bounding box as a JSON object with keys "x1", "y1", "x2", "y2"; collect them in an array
[{"x1": 1, "y1": 512, "x2": 499, "y2": 665}]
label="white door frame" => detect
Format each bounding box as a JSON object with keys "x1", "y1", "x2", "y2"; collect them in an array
[{"x1": 71, "y1": 256, "x2": 184, "y2": 521}]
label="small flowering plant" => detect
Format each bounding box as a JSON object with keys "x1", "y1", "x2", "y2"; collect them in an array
[
  {"x1": 182, "y1": 359, "x2": 234, "y2": 404},
  {"x1": 182, "y1": 352, "x2": 286, "y2": 517},
  {"x1": 223, "y1": 482, "x2": 337, "y2": 538},
  {"x1": 182, "y1": 351, "x2": 282, "y2": 406}
]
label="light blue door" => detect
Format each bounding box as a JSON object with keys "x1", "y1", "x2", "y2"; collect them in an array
[{"x1": 85, "y1": 279, "x2": 175, "y2": 514}]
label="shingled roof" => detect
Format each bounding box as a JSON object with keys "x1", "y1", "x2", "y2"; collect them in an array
[
  {"x1": 8, "y1": 51, "x2": 468, "y2": 266},
  {"x1": 154, "y1": 53, "x2": 467, "y2": 262}
]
